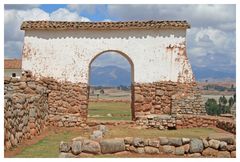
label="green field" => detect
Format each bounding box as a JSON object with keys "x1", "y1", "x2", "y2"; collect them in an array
[{"x1": 88, "y1": 101, "x2": 131, "y2": 121}]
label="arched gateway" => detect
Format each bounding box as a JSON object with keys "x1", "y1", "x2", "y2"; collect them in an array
[{"x1": 21, "y1": 20, "x2": 206, "y2": 126}]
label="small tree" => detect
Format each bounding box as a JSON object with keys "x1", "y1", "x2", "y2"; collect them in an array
[
  {"x1": 205, "y1": 98, "x2": 220, "y2": 116},
  {"x1": 231, "y1": 84, "x2": 234, "y2": 91},
  {"x1": 229, "y1": 97, "x2": 234, "y2": 107}
]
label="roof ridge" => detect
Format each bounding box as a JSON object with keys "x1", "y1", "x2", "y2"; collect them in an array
[{"x1": 21, "y1": 20, "x2": 190, "y2": 30}]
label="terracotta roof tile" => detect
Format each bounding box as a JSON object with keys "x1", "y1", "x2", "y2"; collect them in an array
[
  {"x1": 4, "y1": 59, "x2": 22, "y2": 69},
  {"x1": 21, "y1": 20, "x2": 190, "y2": 30}
]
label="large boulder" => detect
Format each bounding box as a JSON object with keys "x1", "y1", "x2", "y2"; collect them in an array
[
  {"x1": 202, "y1": 139, "x2": 209, "y2": 148},
  {"x1": 124, "y1": 137, "x2": 133, "y2": 145},
  {"x1": 82, "y1": 139, "x2": 101, "y2": 154},
  {"x1": 136, "y1": 147, "x2": 145, "y2": 154},
  {"x1": 202, "y1": 147, "x2": 218, "y2": 157},
  {"x1": 133, "y1": 137, "x2": 145, "y2": 147},
  {"x1": 97, "y1": 125, "x2": 108, "y2": 135},
  {"x1": 217, "y1": 151, "x2": 231, "y2": 158},
  {"x1": 182, "y1": 138, "x2": 190, "y2": 144},
  {"x1": 148, "y1": 139, "x2": 160, "y2": 147},
  {"x1": 59, "y1": 141, "x2": 71, "y2": 152},
  {"x1": 100, "y1": 138, "x2": 125, "y2": 154},
  {"x1": 90, "y1": 130, "x2": 102, "y2": 140},
  {"x1": 144, "y1": 146, "x2": 159, "y2": 154},
  {"x1": 160, "y1": 145, "x2": 175, "y2": 154},
  {"x1": 219, "y1": 141, "x2": 227, "y2": 151},
  {"x1": 208, "y1": 139, "x2": 220, "y2": 150},
  {"x1": 168, "y1": 138, "x2": 182, "y2": 146},
  {"x1": 175, "y1": 146, "x2": 185, "y2": 155},
  {"x1": 159, "y1": 137, "x2": 168, "y2": 145},
  {"x1": 189, "y1": 138, "x2": 204, "y2": 153},
  {"x1": 71, "y1": 140, "x2": 82, "y2": 155}
]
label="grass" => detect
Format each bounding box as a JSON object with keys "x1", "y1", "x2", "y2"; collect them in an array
[
  {"x1": 88, "y1": 101, "x2": 131, "y2": 121},
  {"x1": 11, "y1": 125, "x2": 227, "y2": 158},
  {"x1": 105, "y1": 125, "x2": 218, "y2": 139},
  {"x1": 14, "y1": 128, "x2": 90, "y2": 158}
]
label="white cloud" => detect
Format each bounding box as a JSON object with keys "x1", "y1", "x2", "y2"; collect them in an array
[
  {"x1": 67, "y1": 4, "x2": 96, "y2": 14},
  {"x1": 4, "y1": 8, "x2": 90, "y2": 58},
  {"x1": 50, "y1": 8, "x2": 90, "y2": 21},
  {"x1": 107, "y1": 4, "x2": 235, "y2": 30}
]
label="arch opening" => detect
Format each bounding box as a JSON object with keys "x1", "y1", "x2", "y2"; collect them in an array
[{"x1": 88, "y1": 50, "x2": 135, "y2": 121}]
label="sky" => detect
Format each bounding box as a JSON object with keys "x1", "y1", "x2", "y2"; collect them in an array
[{"x1": 4, "y1": 4, "x2": 236, "y2": 78}]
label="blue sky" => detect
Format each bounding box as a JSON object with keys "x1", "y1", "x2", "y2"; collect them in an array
[{"x1": 4, "y1": 4, "x2": 236, "y2": 80}]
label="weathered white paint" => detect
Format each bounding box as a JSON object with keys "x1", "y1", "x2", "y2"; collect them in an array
[{"x1": 22, "y1": 28, "x2": 194, "y2": 83}]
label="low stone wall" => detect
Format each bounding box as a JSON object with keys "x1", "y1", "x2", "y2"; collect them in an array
[
  {"x1": 59, "y1": 136, "x2": 236, "y2": 158},
  {"x1": 39, "y1": 77, "x2": 88, "y2": 127},
  {"x1": 216, "y1": 118, "x2": 236, "y2": 134},
  {"x1": 135, "y1": 114, "x2": 236, "y2": 134},
  {"x1": 133, "y1": 81, "x2": 206, "y2": 118},
  {"x1": 4, "y1": 77, "x2": 49, "y2": 150}
]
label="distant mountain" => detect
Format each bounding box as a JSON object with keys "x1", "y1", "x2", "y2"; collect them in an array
[
  {"x1": 90, "y1": 65, "x2": 131, "y2": 86},
  {"x1": 90, "y1": 65, "x2": 235, "y2": 86},
  {"x1": 192, "y1": 66, "x2": 236, "y2": 82}
]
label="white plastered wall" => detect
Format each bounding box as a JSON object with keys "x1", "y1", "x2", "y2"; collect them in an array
[{"x1": 22, "y1": 28, "x2": 194, "y2": 84}]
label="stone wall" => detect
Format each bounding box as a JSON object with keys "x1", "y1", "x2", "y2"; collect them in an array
[
  {"x1": 4, "y1": 77, "x2": 49, "y2": 150},
  {"x1": 136, "y1": 114, "x2": 236, "y2": 134},
  {"x1": 39, "y1": 77, "x2": 88, "y2": 127},
  {"x1": 59, "y1": 136, "x2": 236, "y2": 158},
  {"x1": 133, "y1": 81, "x2": 206, "y2": 118}
]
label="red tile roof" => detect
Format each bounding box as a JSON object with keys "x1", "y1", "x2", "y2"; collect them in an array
[
  {"x1": 4, "y1": 59, "x2": 22, "y2": 69},
  {"x1": 21, "y1": 20, "x2": 190, "y2": 30}
]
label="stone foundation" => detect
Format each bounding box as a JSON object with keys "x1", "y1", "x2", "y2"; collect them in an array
[
  {"x1": 4, "y1": 77, "x2": 49, "y2": 150},
  {"x1": 133, "y1": 81, "x2": 206, "y2": 118},
  {"x1": 59, "y1": 136, "x2": 236, "y2": 158}
]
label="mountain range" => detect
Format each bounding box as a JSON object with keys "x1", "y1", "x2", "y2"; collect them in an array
[{"x1": 90, "y1": 65, "x2": 235, "y2": 86}]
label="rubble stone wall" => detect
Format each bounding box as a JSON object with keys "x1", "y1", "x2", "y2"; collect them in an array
[
  {"x1": 59, "y1": 136, "x2": 236, "y2": 158},
  {"x1": 40, "y1": 77, "x2": 88, "y2": 127},
  {"x1": 133, "y1": 81, "x2": 206, "y2": 118},
  {"x1": 136, "y1": 114, "x2": 236, "y2": 134},
  {"x1": 4, "y1": 77, "x2": 49, "y2": 150}
]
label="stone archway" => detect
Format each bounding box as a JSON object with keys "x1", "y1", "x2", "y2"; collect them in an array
[{"x1": 88, "y1": 50, "x2": 135, "y2": 120}]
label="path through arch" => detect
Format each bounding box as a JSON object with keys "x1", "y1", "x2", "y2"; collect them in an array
[{"x1": 88, "y1": 50, "x2": 135, "y2": 121}]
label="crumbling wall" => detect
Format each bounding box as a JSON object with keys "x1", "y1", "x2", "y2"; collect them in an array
[{"x1": 4, "y1": 77, "x2": 49, "y2": 150}]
